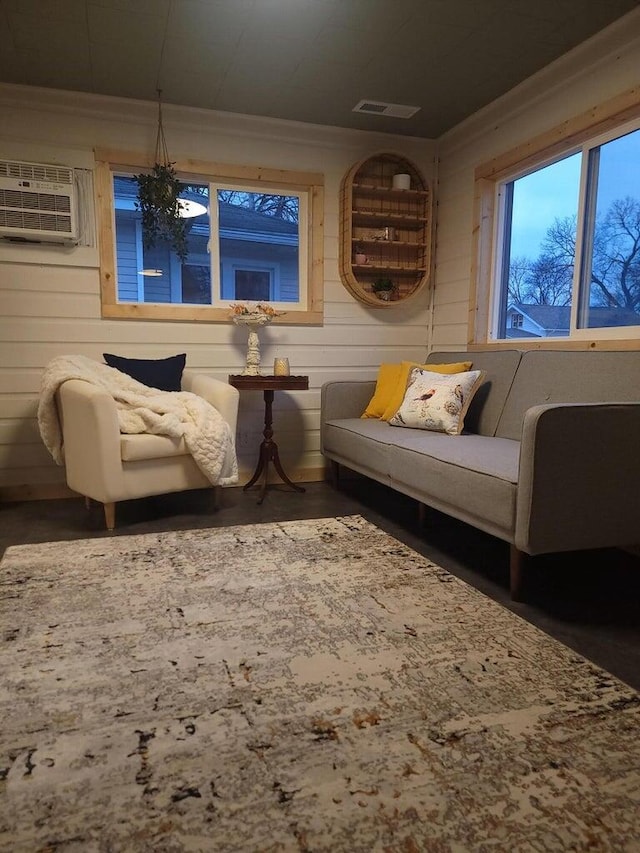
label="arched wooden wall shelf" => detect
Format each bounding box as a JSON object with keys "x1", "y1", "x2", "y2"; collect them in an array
[{"x1": 339, "y1": 152, "x2": 431, "y2": 307}]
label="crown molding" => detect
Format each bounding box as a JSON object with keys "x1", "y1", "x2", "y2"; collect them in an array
[{"x1": 0, "y1": 83, "x2": 434, "y2": 156}]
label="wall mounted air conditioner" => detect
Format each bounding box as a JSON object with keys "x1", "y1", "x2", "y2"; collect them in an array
[{"x1": 0, "y1": 159, "x2": 78, "y2": 245}]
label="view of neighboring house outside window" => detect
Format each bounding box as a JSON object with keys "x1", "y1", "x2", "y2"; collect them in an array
[
  {"x1": 112, "y1": 177, "x2": 302, "y2": 307},
  {"x1": 97, "y1": 154, "x2": 324, "y2": 325},
  {"x1": 488, "y1": 118, "x2": 640, "y2": 342}
]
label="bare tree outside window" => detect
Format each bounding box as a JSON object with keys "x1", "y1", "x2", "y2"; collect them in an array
[
  {"x1": 217, "y1": 191, "x2": 299, "y2": 223},
  {"x1": 498, "y1": 125, "x2": 640, "y2": 337}
]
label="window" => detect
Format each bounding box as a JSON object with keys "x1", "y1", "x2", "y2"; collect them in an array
[
  {"x1": 492, "y1": 123, "x2": 640, "y2": 341},
  {"x1": 97, "y1": 152, "x2": 324, "y2": 324},
  {"x1": 495, "y1": 153, "x2": 581, "y2": 339},
  {"x1": 232, "y1": 268, "x2": 272, "y2": 301},
  {"x1": 472, "y1": 88, "x2": 640, "y2": 349}
]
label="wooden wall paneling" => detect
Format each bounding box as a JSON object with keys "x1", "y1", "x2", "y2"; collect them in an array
[{"x1": 0, "y1": 88, "x2": 435, "y2": 498}]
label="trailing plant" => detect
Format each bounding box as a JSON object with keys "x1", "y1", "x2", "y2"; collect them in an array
[
  {"x1": 135, "y1": 162, "x2": 188, "y2": 261},
  {"x1": 135, "y1": 90, "x2": 188, "y2": 262}
]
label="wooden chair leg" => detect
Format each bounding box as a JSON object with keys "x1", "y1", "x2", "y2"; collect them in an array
[
  {"x1": 509, "y1": 545, "x2": 528, "y2": 602},
  {"x1": 103, "y1": 502, "x2": 115, "y2": 531},
  {"x1": 329, "y1": 460, "x2": 340, "y2": 488}
]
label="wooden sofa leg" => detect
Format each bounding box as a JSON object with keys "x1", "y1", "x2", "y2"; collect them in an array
[
  {"x1": 103, "y1": 502, "x2": 116, "y2": 531},
  {"x1": 509, "y1": 546, "x2": 529, "y2": 602},
  {"x1": 212, "y1": 485, "x2": 221, "y2": 509},
  {"x1": 329, "y1": 460, "x2": 340, "y2": 489}
]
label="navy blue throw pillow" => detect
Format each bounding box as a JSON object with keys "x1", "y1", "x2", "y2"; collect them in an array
[{"x1": 103, "y1": 353, "x2": 186, "y2": 391}]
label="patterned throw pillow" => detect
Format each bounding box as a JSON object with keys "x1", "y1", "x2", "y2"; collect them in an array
[
  {"x1": 380, "y1": 360, "x2": 473, "y2": 421},
  {"x1": 388, "y1": 367, "x2": 486, "y2": 435},
  {"x1": 361, "y1": 360, "x2": 473, "y2": 419}
]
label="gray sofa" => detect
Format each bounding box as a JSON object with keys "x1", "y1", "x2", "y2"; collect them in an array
[{"x1": 321, "y1": 349, "x2": 640, "y2": 600}]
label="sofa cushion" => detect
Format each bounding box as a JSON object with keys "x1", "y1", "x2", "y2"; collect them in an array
[
  {"x1": 425, "y1": 350, "x2": 523, "y2": 437},
  {"x1": 323, "y1": 417, "x2": 520, "y2": 541},
  {"x1": 103, "y1": 353, "x2": 186, "y2": 391},
  {"x1": 389, "y1": 368, "x2": 486, "y2": 435},
  {"x1": 388, "y1": 433, "x2": 519, "y2": 542},
  {"x1": 120, "y1": 433, "x2": 189, "y2": 462},
  {"x1": 323, "y1": 418, "x2": 519, "y2": 481},
  {"x1": 323, "y1": 418, "x2": 394, "y2": 479},
  {"x1": 496, "y1": 350, "x2": 640, "y2": 440}
]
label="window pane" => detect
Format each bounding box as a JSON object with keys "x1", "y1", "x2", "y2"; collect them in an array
[
  {"x1": 182, "y1": 264, "x2": 211, "y2": 305},
  {"x1": 497, "y1": 154, "x2": 581, "y2": 339},
  {"x1": 579, "y1": 128, "x2": 640, "y2": 330},
  {"x1": 235, "y1": 269, "x2": 271, "y2": 300},
  {"x1": 113, "y1": 176, "x2": 210, "y2": 305},
  {"x1": 217, "y1": 190, "x2": 299, "y2": 302}
]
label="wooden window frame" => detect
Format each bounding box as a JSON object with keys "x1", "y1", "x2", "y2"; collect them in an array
[
  {"x1": 470, "y1": 86, "x2": 640, "y2": 351},
  {"x1": 95, "y1": 149, "x2": 324, "y2": 325}
]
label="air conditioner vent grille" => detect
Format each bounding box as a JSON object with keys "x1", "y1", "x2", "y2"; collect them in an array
[
  {"x1": 0, "y1": 189, "x2": 72, "y2": 214},
  {"x1": 0, "y1": 210, "x2": 74, "y2": 233},
  {"x1": 0, "y1": 161, "x2": 73, "y2": 184}
]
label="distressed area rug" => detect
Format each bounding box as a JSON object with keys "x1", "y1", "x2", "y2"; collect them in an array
[{"x1": 1, "y1": 516, "x2": 639, "y2": 852}]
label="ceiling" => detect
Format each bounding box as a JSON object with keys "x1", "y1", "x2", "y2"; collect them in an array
[{"x1": 1, "y1": 0, "x2": 639, "y2": 139}]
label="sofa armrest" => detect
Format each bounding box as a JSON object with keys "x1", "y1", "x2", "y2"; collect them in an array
[
  {"x1": 321, "y1": 381, "x2": 375, "y2": 422},
  {"x1": 57, "y1": 379, "x2": 125, "y2": 502},
  {"x1": 182, "y1": 373, "x2": 240, "y2": 437},
  {"x1": 516, "y1": 402, "x2": 640, "y2": 555}
]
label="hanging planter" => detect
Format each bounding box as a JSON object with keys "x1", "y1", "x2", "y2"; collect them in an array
[{"x1": 135, "y1": 91, "x2": 188, "y2": 262}]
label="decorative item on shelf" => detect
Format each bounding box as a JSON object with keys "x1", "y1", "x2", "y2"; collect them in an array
[
  {"x1": 273, "y1": 357, "x2": 290, "y2": 376},
  {"x1": 392, "y1": 173, "x2": 411, "y2": 190},
  {"x1": 354, "y1": 244, "x2": 368, "y2": 265},
  {"x1": 230, "y1": 303, "x2": 285, "y2": 376},
  {"x1": 372, "y1": 277, "x2": 395, "y2": 301},
  {"x1": 368, "y1": 227, "x2": 396, "y2": 242},
  {"x1": 135, "y1": 90, "x2": 193, "y2": 262}
]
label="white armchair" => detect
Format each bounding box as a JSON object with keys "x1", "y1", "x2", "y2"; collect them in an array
[{"x1": 55, "y1": 371, "x2": 239, "y2": 531}]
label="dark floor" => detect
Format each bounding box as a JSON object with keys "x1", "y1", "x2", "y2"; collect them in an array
[{"x1": 2, "y1": 477, "x2": 639, "y2": 692}]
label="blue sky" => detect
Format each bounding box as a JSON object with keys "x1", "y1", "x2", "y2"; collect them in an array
[
  {"x1": 509, "y1": 153, "x2": 581, "y2": 259},
  {"x1": 509, "y1": 127, "x2": 640, "y2": 259}
]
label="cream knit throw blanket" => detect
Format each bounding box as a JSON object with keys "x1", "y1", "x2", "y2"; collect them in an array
[{"x1": 38, "y1": 355, "x2": 238, "y2": 486}]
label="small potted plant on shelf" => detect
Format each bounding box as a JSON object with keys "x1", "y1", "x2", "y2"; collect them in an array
[
  {"x1": 372, "y1": 277, "x2": 394, "y2": 301},
  {"x1": 354, "y1": 243, "x2": 367, "y2": 265}
]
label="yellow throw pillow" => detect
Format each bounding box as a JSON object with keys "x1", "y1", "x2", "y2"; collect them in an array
[
  {"x1": 361, "y1": 363, "x2": 403, "y2": 418},
  {"x1": 380, "y1": 360, "x2": 473, "y2": 421}
]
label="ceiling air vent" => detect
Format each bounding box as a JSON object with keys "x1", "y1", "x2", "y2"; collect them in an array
[{"x1": 352, "y1": 100, "x2": 421, "y2": 119}]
